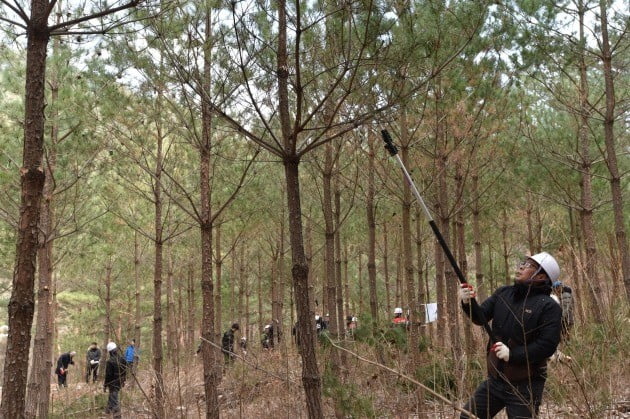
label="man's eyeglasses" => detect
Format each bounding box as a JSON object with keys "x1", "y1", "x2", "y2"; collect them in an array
[{"x1": 519, "y1": 261, "x2": 538, "y2": 270}]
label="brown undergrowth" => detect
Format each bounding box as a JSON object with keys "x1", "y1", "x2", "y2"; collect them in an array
[{"x1": 50, "y1": 306, "x2": 629, "y2": 418}]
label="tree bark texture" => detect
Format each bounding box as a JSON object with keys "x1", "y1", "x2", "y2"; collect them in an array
[
  {"x1": 598, "y1": 0, "x2": 630, "y2": 300},
  {"x1": 1, "y1": 3, "x2": 48, "y2": 415},
  {"x1": 366, "y1": 135, "x2": 379, "y2": 323},
  {"x1": 284, "y1": 159, "x2": 323, "y2": 418}
]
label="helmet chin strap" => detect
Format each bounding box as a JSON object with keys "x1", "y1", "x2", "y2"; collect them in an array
[{"x1": 521, "y1": 266, "x2": 544, "y2": 284}]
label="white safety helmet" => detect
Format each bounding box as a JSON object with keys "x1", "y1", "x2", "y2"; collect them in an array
[
  {"x1": 529, "y1": 252, "x2": 560, "y2": 282},
  {"x1": 264, "y1": 324, "x2": 271, "y2": 330},
  {"x1": 315, "y1": 315, "x2": 320, "y2": 321},
  {"x1": 352, "y1": 317, "x2": 357, "y2": 322},
  {"x1": 394, "y1": 307, "x2": 403, "y2": 314},
  {"x1": 106, "y1": 342, "x2": 117, "y2": 352}
]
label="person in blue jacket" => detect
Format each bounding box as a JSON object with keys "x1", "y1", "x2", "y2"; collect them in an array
[
  {"x1": 459, "y1": 252, "x2": 563, "y2": 419},
  {"x1": 124, "y1": 339, "x2": 136, "y2": 379}
]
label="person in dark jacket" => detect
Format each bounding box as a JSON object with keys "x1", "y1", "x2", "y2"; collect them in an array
[
  {"x1": 104, "y1": 341, "x2": 126, "y2": 417},
  {"x1": 86, "y1": 342, "x2": 102, "y2": 383},
  {"x1": 459, "y1": 252, "x2": 563, "y2": 419},
  {"x1": 221, "y1": 323, "x2": 239, "y2": 364},
  {"x1": 55, "y1": 351, "x2": 76, "y2": 388}
]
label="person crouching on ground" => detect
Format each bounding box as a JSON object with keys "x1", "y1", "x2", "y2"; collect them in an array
[
  {"x1": 459, "y1": 252, "x2": 563, "y2": 419},
  {"x1": 55, "y1": 350, "x2": 76, "y2": 388}
]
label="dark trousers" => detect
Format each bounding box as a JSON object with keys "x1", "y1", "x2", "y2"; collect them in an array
[
  {"x1": 461, "y1": 377, "x2": 545, "y2": 419},
  {"x1": 222, "y1": 348, "x2": 234, "y2": 364},
  {"x1": 57, "y1": 373, "x2": 67, "y2": 387},
  {"x1": 106, "y1": 389, "x2": 121, "y2": 418},
  {"x1": 86, "y1": 363, "x2": 99, "y2": 383}
]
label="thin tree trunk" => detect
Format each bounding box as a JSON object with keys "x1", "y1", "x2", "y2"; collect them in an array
[
  {"x1": 526, "y1": 192, "x2": 534, "y2": 253},
  {"x1": 383, "y1": 222, "x2": 391, "y2": 317},
  {"x1": 415, "y1": 210, "x2": 426, "y2": 326},
  {"x1": 104, "y1": 261, "x2": 113, "y2": 359},
  {"x1": 334, "y1": 179, "x2": 347, "y2": 369},
  {"x1": 343, "y1": 244, "x2": 350, "y2": 320},
  {"x1": 471, "y1": 173, "x2": 486, "y2": 301},
  {"x1": 238, "y1": 246, "x2": 245, "y2": 333},
  {"x1": 577, "y1": 1, "x2": 603, "y2": 321},
  {"x1": 258, "y1": 253, "x2": 263, "y2": 337},
  {"x1": 277, "y1": 212, "x2": 286, "y2": 345},
  {"x1": 322, "y1": 143, "x2": 340, "y2": 342},
  {"x1": 187, "y1": 261, "x2": 195, "y2": 350},
  {"x1": 152, "y1": 125, "x2": 165, "y2": 417},
  {"x1": 501, "y1": 209, "x2": 510, "y2": 285},
  {"x1": 568, "y1": 208, "x2": 585, "y2": 324},
  {"x1": 367, "y1": 135, "x2": 378, "y2": 323},
  {"x1": 214, "y1": 224, "x2": 222, "y2": 342},
  {"x1": 598, "y1": 0, "x2": 630, "y2": 300},
  {"x1": 166, "y1": 243, "x2": 175, "y2": 359},
  {"x1": 199, "y1": 7, "x2": 219, "y2": 416},
  {"x1": 400, "y1": 130, "x2": 419, "y2": 364},
  {"x1": 135, "y1": 232, "x2": 142, "y2": 352}
]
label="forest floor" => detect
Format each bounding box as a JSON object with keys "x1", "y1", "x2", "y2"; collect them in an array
[{"x1": 46, "y1": 334, "x2": 630, "y2": 418}]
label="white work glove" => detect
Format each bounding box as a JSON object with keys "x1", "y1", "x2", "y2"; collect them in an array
[
  {"x1": 458, "y1": 283, "x2": 476, "y2": 304},
  {"x1": 491, "y1": 342, "x2": 510, "y2": 362}
]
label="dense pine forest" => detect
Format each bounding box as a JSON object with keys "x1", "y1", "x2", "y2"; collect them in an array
[{"x1": 0, "y1": 0, "x2": 628, "y2": 418}]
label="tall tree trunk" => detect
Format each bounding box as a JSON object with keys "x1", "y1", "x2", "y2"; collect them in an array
[
  {"x1": 104, "y1": 261, "x2": 113, "y2": 358},
  {"x1": 276, "y1": 0, "x2": 322, "y2": 411},
  {"x1": 366, "y1": 134, "x2": 379, "y2": 323},
  {"x1": 334, "y1": 181, "x2": 344, "y2": 330},
  {"x1": 343, "y1": 244, "x2": 350, "y2": 321},
  {"x1": 135, "y1": 232, "x2": 142, "y2": 351},
  {"x1": 383, "y1": 222, "x2": 391, "y2": 317},
  {"x1": 214, "y1": 224, "x2": 222, "y2": 342},
  {"x1": 598, "y1": 0, "x2": 630, "y2": 300},
  {"x1": 501, "y1": 209, "x2": 510, "y2": 285},
  {"x1": 455, "y1": 174, "x2": 473, "y2": 354},
  {"x1": 25, "y1": 160, "x2": 55, "y2": 419},
  {"x1": 187, "y1": 261, "x2": 195, "y2": 350},
  {"x1": 200, "y1": 15, "x2": 219, "y2": 411},
  {"x1": 231, "y1": 248, "x2": 237, "y2": 322},
  {"x1": 258, "y1": 253, "x2": 263, "y2": 337},
  {"x1": 577, "y1": 1, "x2": 603, "y2": 321},
  {"x1": 283, "y1": 159, "x2": 323, "y2": 418},
  {"x1": 400, "y1": 127, "x2": 419, "y2": 364},
  {"x1": 166, "y1": 243, "x2": 176, "y2": 359},
  {"x1": 322, "y1": 142, "x2": 339, "y2": 338},
  {"x1": 471, "y1": 173, "x2": 486, "y2": 301},
  {"x1": 25, "y1": 25, "x2": 59, "y2": 416},
  {"x1": 415, "y1": 210, "x2": 426, "y2": 326},
  {"x1": 526, "y1": 192, "x2": 535, "y2": 253},
  {"x1": 334, "y1": 178, "x2": 347, "y2": 369},
  {"x1": 238, "y1": 246, "x2": 245, "y2": 333},
  {"x1": 276, "y1": 213, "x2": 286, "y2": 345},
  {"x1": 0, "y1": 5, "x2": 48, "y2": 416},
  {"x1": 568, "y1": 209, "x2": 585, "y2": 324},
  {"x1": 152, "y1": 127, "x2": 165, "y2": 418}
]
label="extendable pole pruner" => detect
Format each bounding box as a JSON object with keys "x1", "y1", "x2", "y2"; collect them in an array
[{"x1": 381, "y1": 129, "x2": 497, "y2": 343}]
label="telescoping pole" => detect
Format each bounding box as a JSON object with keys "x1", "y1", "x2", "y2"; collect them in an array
[{"x1": 381, "y1": 129, "x2": 496, "y2": 343}]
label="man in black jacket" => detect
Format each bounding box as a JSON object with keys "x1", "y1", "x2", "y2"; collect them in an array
[
  {"x1": 221, "y1": 323, "x2": 239, "y2": 364},
  {"x1": 104, "y1": 342, "x2": 126, "y2": 418},
  {"x1": 55, "y1": 351, "x2": 76, "y2": 388},
  {"x1": 86, "y1": 342, "x2": 102, "y2": 383},
  {"x1": 459, "y1": 252, "x2": 563, "y2": 418}
]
